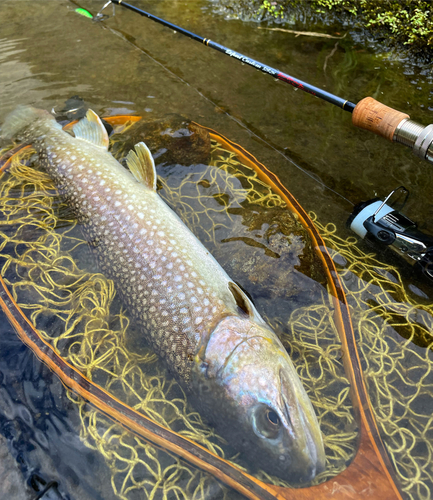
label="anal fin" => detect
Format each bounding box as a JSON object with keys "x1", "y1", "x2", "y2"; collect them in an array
[{"x1": 126, "y1": 142, "x2": 157, "y2": 191}]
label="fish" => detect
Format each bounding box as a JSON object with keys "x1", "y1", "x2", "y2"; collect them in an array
[{"x1": 1, "y1": 106, "x2": 325, "y2": 483}]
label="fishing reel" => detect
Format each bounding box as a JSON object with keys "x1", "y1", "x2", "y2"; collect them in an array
[{"x1": 348, "y1": 187, "x2": 433, "y2": 281}]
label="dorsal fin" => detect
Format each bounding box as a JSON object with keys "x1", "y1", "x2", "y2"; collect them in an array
[
  {"x1": 126, "y1": 142, "x2": 157, "y2": 191},
  {"x1": 72, "y1": 109, "x2": 109, "y2": 150}
]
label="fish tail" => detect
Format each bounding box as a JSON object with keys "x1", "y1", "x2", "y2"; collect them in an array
[{"x1": 1, "y1": 106, "x2": 59, "y2": 140}]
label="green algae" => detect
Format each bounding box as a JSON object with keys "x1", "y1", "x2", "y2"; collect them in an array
[{"x1": 215, "y1": 0, "x2": 433, "y2": 59}]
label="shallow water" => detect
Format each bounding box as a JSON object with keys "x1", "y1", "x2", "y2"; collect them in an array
[
  {"x1": 1, "y1": 0, "x2": 433, "y2": 232},
  {"x1": 1, "y1": 0, "x2": 433, "y2": 498}
]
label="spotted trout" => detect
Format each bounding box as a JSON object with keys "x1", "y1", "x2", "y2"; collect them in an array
[{"x1": 2, "y1": 107, "x2": 325, "y2": 482}]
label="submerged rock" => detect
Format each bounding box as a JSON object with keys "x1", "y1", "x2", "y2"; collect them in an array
[
  {"x1": 213, "y1": 205, "x2": 328, "y2": 319},
  {"x1": 112, "y1": 114, "x2": 211, "y2": 166},
  {"x1": 0, "y1": 434, "x2": 32, "y2": 500}
]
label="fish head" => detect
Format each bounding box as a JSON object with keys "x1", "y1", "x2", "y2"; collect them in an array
[{"x1": 203, "y1": 315, "x2": 326, "y2": 483}]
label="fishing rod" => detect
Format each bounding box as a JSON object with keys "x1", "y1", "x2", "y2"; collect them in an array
[
  {"x1": 77, "y1": 0, "x2": 433, "y2": 282},
  {"x1": 92, "y1": 0, "x2": 433, "y2": 166}
]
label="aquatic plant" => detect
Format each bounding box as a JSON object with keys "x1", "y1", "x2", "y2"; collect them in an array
[
  {"x1": 258, "y1": 0, "x2": 285, "y2": 19},
  {"x1": 312, "y1": 0, "x2": 432, "y2": 50}
]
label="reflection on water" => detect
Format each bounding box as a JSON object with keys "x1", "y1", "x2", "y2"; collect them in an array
[
  {"x1": 0, "y1": 326, "x2": 115, "y2": 500},
  {"x1": 0, "y1": 38, "x2": 93, "y2": 114},
  {"x1": 1, "y1": 0, "x2": 433, "y2": 498}
]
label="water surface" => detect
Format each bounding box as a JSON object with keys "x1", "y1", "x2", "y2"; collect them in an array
[{"x1": 1, "y1": 0, "x2": 433, "y2": 498}]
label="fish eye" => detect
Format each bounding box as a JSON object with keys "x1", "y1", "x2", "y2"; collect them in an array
[
  {"x1": 266, "y1": 409, "x2": 280, "y2": 426},
  {"x1": 252, "y1": 406, "x2": 282, "y2": 440}
]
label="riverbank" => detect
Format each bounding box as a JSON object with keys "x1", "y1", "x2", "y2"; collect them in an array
[{"x1": 213, "y1": 0, "x2": 433, "y2": 62}]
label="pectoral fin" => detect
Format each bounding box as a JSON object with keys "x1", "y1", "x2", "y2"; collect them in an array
[
  {"x1": 126, "y1": 142, "x2": 157, "y2": 191},
  {"x1": 228, "y1": 282, "x2": 267, "y2": 326},
  {"x1": 72, "y1": 109, "x2": 109, "y2": 150}
]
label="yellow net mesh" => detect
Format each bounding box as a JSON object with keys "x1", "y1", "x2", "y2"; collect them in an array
[
  {"x1": 313, "y1": 219, "x2": 433, "y2": 500},
  {"x1": 0, "y1": 127, "x2": 432, "y2": 500}
]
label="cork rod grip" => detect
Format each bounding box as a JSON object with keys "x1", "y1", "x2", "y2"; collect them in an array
[{"x1": 352, "y1": 97, "x2": 409, "y2": 142}]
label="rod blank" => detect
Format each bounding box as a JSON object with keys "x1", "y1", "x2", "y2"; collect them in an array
[{"x1": 110, "y1": 0, "x2": 356, "y2": 111}]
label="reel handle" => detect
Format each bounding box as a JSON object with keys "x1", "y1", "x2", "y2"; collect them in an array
[{"x1": 352, "y1": 97, "x2": 433, "y2": 164}]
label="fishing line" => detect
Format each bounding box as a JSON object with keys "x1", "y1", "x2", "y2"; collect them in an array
[{"x1": 73, "y1": 1, "x2": 354, "y2": 206}]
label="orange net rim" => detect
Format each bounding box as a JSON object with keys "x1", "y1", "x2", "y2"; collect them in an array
[{"x1": 0, "y1": 115, "x2": 403, "y2": 500}]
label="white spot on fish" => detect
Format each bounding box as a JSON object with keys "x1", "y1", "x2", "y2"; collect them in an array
[{"x1": 195, "y1": 317, "x2": 203, "y2": 325}]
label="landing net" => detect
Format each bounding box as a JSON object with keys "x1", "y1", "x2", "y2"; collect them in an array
[{"x1": 0, "y1": 125, "x2": 431, "y2": 500}]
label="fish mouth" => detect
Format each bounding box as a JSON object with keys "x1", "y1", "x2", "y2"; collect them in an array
[{"x1": 279, "y1": 368, "x2": 326, "y2": 482}]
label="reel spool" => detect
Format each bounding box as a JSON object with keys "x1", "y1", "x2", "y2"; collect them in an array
[{"x1": 348, "y1": 187, "x2": 433, "y2": 281}]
